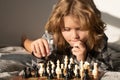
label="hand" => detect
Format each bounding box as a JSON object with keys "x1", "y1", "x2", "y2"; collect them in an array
[
  {"x1": 71, "y1": 41, "x2": 87, "y2": 61},
  {"x1": 31, "y1": 38, "x2": 50, "y2": 58}
]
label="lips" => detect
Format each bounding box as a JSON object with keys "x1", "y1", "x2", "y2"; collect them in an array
[
  {"x1": 69, "y1": 41, "x2": 79, "y2": 46},
  {"x1": 71, "y1": 40, "x2": 79, "y2": 42}
]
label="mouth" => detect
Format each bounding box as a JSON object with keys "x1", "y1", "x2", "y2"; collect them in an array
[
  {"x1": 69, "y1": 41, "x2": 79, "y2": 46},
  {"x1": 69, "y1": 40, "x2": 85, "y2": 46}
]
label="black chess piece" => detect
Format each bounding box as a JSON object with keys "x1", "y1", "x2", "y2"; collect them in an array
[
  {"x1": 22, "y1": 67, "x2": 28, "y2": 78},
  {"x1": 68, "y1": 67, "x2": 73, "y2": 79},
  {"x1": 43, "y1": 62, "x2": 48, "y2": 76},
  {"x1": 60, "y1": 68, "x2": 64, "y2": 78},
  {"x1": 47, "y1": 61, "x2": 54, "y2": 79},
  {"x1": 76, "y1": 68, "x2": 80, "y2": 78},
  {"x1": 22, "y1": 67, "x2": 32, "y2": 78},
  {"x1": 32, "y1": 64, "x2": 37, "y2": 71},
  {"x1": 27, "y1": 67, "x2": 32, "y2": 77},
  {"x1": 52, "y1": 68, "x2": 56, "y2": 77},
  {"x1": 71, "y1": 63, "x2": 75, "y2": 76},
  {"x1": 83, "y1": 69, "x2": 91, "y2": 80},
  {"x1": 65, "y1": 67, "x2": 70, "y2": 80},
  {"x1": 66, "y1": 64, "x2": 74, "y2": 79},
  {"x1": 34, "y1": 67, "x2": 40, "y2": 77}
]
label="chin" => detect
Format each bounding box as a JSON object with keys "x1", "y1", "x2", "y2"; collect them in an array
[{"x1": 69, "y1": 43, "x2": 74, "y2": 47}]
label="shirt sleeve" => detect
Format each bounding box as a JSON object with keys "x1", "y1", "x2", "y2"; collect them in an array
[
  {"x1": 86, "y1": 34, "x2": 114, "y2": 71},
  {"x1": 95, "y1": 50, "x2": 114, "y2": 71}
]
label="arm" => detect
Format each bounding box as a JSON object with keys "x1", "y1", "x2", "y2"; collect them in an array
[
  {"x1": 23, "y1": 38, "x2": 33, "y2": 53},
  {"x1": 71, "y1": 41, "x2": 87, "y2": 62},
  {"x1": 23, "y1": 38, "x2": 50, "y2": 58}
]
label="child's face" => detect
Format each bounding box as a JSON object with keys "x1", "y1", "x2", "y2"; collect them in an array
[{"x1": 61, "y1": 15, "x2": 89, "y2": 47}]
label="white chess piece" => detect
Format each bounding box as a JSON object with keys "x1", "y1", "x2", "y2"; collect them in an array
[
  {"x1": 70, "y1": 57, "x2": 74, "y2": 64},
  {"x1": 64, "y1": 56, "x2": 68, "y2": 69},
  {"x1": 51, "y1": 61, "x2": 55, "y2": 74},
  {"x1": 92, "y1": 63, "x2": 99, "y2": 80},
  {"x1": 64, "y1": 56, "x2": 68, "y2": 76},
  {"x1": 74, "y1": 64, "x2": 79, "y2": 76},
  {"x1": 56, "y1": 60, "x2": 61, "y2": 79},
  {"x1": 38, "y1": 63, "x2": 44, "y2": 77},
  {"x1": 80, "y1": 61, "x2": 84, "y2": 80}
]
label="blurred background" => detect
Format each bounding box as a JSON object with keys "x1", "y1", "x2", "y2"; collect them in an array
[{"x1": 0, "y1": 0, "x2": 120, "y2": 48}]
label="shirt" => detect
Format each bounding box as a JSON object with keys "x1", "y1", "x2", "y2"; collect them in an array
[{"x1": 36, "y1": 32, "x2": 113, "y2": 71}]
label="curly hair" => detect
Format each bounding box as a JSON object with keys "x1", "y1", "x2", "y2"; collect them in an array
[{"x1": 44, "y1": 0, "x2": 106, "y2": 52}]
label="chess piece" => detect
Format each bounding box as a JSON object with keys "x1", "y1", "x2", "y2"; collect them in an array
[
  {"x1": 56, "y1": 60, "x2": 62, "y2": 79},
  {"x1": 84, "y1": 61, "x2": 92, "y2": 78},
  {"x1": 34, "y1": 67, "x2": 40, "y2": 77},
  {"x1": 68, "y1": 64, "x2": 73, "y2": 79},
  {"x1": 27, "y1": 67, "x2": 32, "y2": 77},
  {"x1": 64, "y1": 56, "x2": 68, "y2": 76},
  {"x1": 22, "y1": 67, "x2": 28, "y2": 78},
  {"x1": 60, "y1": 64, "x2": 65, "y2": 78},
  {"x1": 69, "y1": 57, "x2": 75, "y2": 76},
  {"x1": 47, "y1": 61, "x2": 54, "y2": 79},
  {"x1": 65, "y1": 67, "x2": 69, "y2": 80},
  {"x1": 80, "y1": 61, "x2": 84, "y2": 80},
  {"x1": 83, "y1": 69, "x2": 91, "y2": 80},
  {"x1": 74, "y1": 64, "x2": 80, "y2": 78},
  {"x1": 43, "y1": 62, "x2": 48, "y2": 76},
  {"x1": 22, "y1": 67, "x2": 32, "y2": 78},
  {"x1": 38, "y1": 63, "x2": 44, "y2": 77},
  {"x1": 92, "y1": 63, "x2": 99, "y2": 80},
  {"x1": 51, "y1": 61, "x2": 56, "y2": 77},
  {"x1": 70, "y1": 57, "x2": 74, "y2": 64}
]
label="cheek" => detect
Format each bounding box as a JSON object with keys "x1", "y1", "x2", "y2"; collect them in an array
[
  {"x1": 79, "y1": 31, "x2": 89, "y2": 41},
  {"x1": 62, "y1": 32, "x2": 69, "y2": 41}
]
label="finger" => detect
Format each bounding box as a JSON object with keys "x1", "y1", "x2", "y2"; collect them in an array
[
  {"x1": 31, "y1": 43, "x2": 37, "y2": 53},
  {"x1": 34, "y1": 43, "x2": 42, "y2": 57},
  {"x1": 73, "y1": 41, "x2": 85, "y2": 49},
  {"x1": 42, "y1": 39, "x2": 50, "y2": 56},
  {"x1": 38, "y1": 41, "x2": 47, "y2": 57},
  {"x1": 72, "y1": 48, "x2": 79, "y2": 53}
]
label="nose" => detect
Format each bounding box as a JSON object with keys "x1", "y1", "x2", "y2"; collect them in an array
[{"x1": 71, "y1": 30, "x2": 79, "y2": 39}]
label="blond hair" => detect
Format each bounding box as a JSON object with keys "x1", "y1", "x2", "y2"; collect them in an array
[{"x1": 45, "y1": 0, "x2": 106, "y2": 51}]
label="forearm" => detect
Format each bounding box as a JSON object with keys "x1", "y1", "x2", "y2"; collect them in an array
[
  {"x1": 76, "y1": 54, "x2": 86, "y2": 62},
  {"x1": 23, "y1": 39, "x2": 33, "y2": 53}
]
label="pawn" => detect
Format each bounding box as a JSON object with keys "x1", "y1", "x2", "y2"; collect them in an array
[
  {"x1": 34, "y1": 67, "x2": 40, "y2": 77},
  {"x1": 22, "y1": 67, "x2": 32, "y2": 78},
  {"x1": 60, "y1": 64, "x2": 64, "y2": 78},
  {"x1": 74, "y1": 64, "x2": 80, "y2": 78},
  {"x1": 64, "y1": 56, "x2": 68, "y2": 76},
  {"x1": 83, "y1": 69, "x2": 91, "y2": 80},
  {"x1": 68, "y1": 64, "x2": 73, "y2": 79},
  {"x1": 38, "y1": 63, "x2": 44, "y2": 77},
  {"x1": 65, "y1": 65, "x2": 71, "y2": 80},
  {"x1": 27, "y1": 67, "x2": 32, "y2": 77},
  {"x1": 22, "y1": 67, "x2": 28, "y2": 78},
  {"x1": 51, "y1": 61, "x2": 56, "y2": 77},
  {"x1": 80, "y1": 61, "x2": 84, "y2": 80},
  {"x1": 43, "y1": 62, "x2": 48, "y2": 76},
  {"x1": 92, "y1": 63, "x2": 99, "y2": 80},
  {"x1": 47, "y1": 61, "x2": 54, "y2": 79}
]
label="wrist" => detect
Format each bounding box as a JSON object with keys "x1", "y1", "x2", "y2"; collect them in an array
[
  {"x1": 76, "y1": 52, "x2": 86, "y2": 62},
  {"x1": 76, "y1": 55, "x2": 85, "y2": 62}
]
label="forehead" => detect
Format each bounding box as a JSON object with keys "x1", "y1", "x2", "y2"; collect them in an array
[
  {"x1": 62, "y1": 15, "x2": 90, "y2": 30},
  {"x1": 63, "y1": 15, "x2": 80, "y2": 26},
  {"x1": 64, "y1": 15, "x2": 79, "y2": 22}
]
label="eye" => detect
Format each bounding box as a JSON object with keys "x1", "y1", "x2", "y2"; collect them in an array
[
  {"x1": 76, "y1": 28, "x2": 80, "y2": 30},
  {"x1": 63, "y1": 27, "x2": 71, "y2": 31}
]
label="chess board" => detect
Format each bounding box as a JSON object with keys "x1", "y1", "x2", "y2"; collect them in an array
[
  {"x1": 11, "y1": 76, "x2": 87, "y2": 80},
  {"x1": 12, "y1": 76, "x2": 48, "y2": 80},
  {"x1": 11, "y1": 56, "x2": 100, "y2": 80}
]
